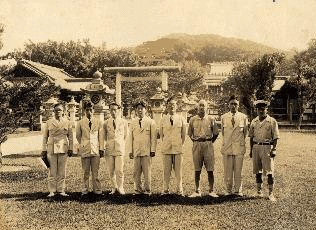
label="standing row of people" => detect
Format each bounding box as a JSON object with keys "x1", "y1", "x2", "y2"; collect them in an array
[{"x1": 42, "y1": 95, "x2": 279, "y2": 201}]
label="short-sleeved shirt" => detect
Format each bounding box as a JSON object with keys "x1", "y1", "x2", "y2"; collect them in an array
[
  {"x1": 249, "y1": 115, "x2": 280, "y2": 142},
  {"x1": 188, "y1": 115, "x2": 219, "y2": 140}
]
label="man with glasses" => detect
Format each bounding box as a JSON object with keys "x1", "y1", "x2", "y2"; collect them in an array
[{"x1": 221, "y1": 95, "x2": 248, "y2": 196}]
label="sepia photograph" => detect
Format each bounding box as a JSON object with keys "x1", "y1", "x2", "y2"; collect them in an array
[{"x1": 0, "y1": 0, "x2": 315, "y2": 229}]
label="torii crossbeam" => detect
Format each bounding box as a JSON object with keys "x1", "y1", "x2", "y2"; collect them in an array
[{"x1": 103, "y1": 66, "x2": 181, "y2": 105}]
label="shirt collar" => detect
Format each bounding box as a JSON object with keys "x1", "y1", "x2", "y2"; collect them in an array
[{"x1": 254, "y1": 115, "x2": 271, "y2": 123}]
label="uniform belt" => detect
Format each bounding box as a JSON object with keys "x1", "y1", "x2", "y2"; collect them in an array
[
  {"x1": 193, "y1": 138, "x2": 212, "y2": 142},
  {"x1": 254, "y1": 141, "x2": 272, "y2": 145}
]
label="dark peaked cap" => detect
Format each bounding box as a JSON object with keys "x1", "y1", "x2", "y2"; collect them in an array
[{"x1": 134, "y1": 101, "x2": 146, "y2": 108}]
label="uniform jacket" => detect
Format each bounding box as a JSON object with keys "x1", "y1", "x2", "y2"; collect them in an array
[
  {"x1": 160, "y1": 114, "x2": 186, "y2": 155},
  {"x1": 104, "y1": 117, "x2": 128, "y2": 156},
  {"x1": 127, "y1": 116, "x2": 157, "y2": 157},
  {"x1": 221, "y1": 111, "x2": 248, "y2": 155},
  {"x1": 76, "y1": 116, "x2": 104, "y2": 158},
  {"x1": 188, "y1": 115, "x2": 219, "y2": 140},
  {"x1": 249, "y1": 115, "x2": 280, "y2": 142},
  {"x1": 42, "y1": 117, "x2": 73, "y2": 154}
]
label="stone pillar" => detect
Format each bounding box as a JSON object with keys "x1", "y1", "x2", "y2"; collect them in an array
[
  {"x1": 161, "y1": 71, "x2": 168, "y2": 91},
  {"x1": 116, "y1": 73, "x2": 122, "y2": 106}
]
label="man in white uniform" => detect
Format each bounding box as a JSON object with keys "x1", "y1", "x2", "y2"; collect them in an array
[
  {"x1": 221, "y1": 95, "x2": 248, "y2": 196},
  {"x1": 127, "y1": 101, "x2": 157, "y2": 195},
  {"x1": 160, "y1": 96, "x2": 186, "y2": 196},
  {"x1": 104, "y1": 102, "x2": 128, "y2": 195},
  {"x1": 42, "y1": 103, "x2": 73, "y2": 197},
  {"x1": 76, "y1": 101, "x2": 104, "y2": 195}
]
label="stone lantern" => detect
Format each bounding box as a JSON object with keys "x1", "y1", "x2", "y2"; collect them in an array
[
  {"x1": 80, "y1": 71, "x2": 115, "y2": 121},
  {"x1": 150, "y1": 87, "x2": 165, "y2": 126},
  {"x1": 68, "y1": 96, "x2": 78, "y2": 125}
]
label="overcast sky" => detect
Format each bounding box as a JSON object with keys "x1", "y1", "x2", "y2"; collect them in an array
[{"x1": 0, "y1": 0, "x2": 316, "y2": 55}]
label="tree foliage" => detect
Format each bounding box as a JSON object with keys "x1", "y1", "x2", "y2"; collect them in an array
[
  {"x1": 285, "y1": 39, "x2": 316, "y2": 127},
  {"x1": 220, "y1": 53, "x2": 284, "y2": 116}
]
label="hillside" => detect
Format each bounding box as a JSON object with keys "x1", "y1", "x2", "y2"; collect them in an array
[{"x1": 134, "y1": 33, "x2": 282, "y2": 65}]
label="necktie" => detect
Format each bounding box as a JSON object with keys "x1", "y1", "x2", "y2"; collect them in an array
[
  {"x1": 170, "y1": 116, "x2": 173, "y2": 126},
  {"x1": 139, "y1": 118, "x2": 142, "y2": 128},
  {"x1": 113, "y1": 119, "x2": 116, "y2": 130},
  {"x1": 231, "y1": 116, "x2": 235, "y2": 127},
  {"x1": 89, "y1": 120, "x2": 92, "y2": 129}
]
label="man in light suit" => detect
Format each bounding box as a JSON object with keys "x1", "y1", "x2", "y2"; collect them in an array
[
  {"x1": 160, "y1": 96, "x2": 186, "y2": 196},
  {"x1": 221, "y1": 95, "x2": 248, "y2": 196},
  {"x1": 127, "y1": 101, "x2": 157, "y2": 195},
  {"x1": 42, "y1": 103, "x2": 73, "y2": 197},
  {"x1": 104, "y1": 102, "x2": 128, "y2": 195},
  {"x1": 76, "y1": 101, "x2": 104, "y2": 196}
]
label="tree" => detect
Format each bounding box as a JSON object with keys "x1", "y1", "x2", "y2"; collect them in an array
[
  {"x1": 220, "y1": 53, "x2": 284, "y2": 117},
  {"x1": 287, "y1": 40, "x2": 316, "y2": 128}
]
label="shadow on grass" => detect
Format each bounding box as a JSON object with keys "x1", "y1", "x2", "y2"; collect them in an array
[
  {"x1": 0, "y1": 191, "x2": 257, "y2": 206},
  {"x1": 0, "y1": 165, "x2": 47, "y2": 182}
]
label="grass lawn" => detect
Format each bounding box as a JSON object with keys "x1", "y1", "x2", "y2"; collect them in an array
[{"x1": 0, "y1": 131, "x2": 316, "y2": 229}]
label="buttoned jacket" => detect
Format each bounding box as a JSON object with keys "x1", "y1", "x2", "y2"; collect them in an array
[
  {"x1": 160, "y1": 114, "x2": 186, "y2": 155},
  {"x1": 104, "y1": 117, "x2": 128, "y2": 156},
  {"x1": 127, "y1": 116, "x2": 157, "y2": 157},
  {"x1": 76, "y1": 116, "x2": 104, "y2": 158},
  {"x1": 42, "y1": 117, "x2": 73, "y2": 154},
  {"x1": 221, "y1": 111, "x2": 248, "y2": 155}
]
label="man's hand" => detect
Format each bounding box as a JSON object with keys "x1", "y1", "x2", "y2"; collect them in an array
[
  {"x1": 67, "y1": 150, "x2": 73, "y2": 157},
  {"x1": 270, "y1": 149, "x2": 276, "y2": 158},
  {"x1": 129, "y1": 152, "x2": 134, "y2": 159},
  {"x1": 99, "y1": 150, "x2": 105, "y2": 158},
  {"x1": 41, "y1": 151, "x2": 48, "y2": 156},
  {"x1": 150, "y1": 152, "x2": 155, "y2": 157}
]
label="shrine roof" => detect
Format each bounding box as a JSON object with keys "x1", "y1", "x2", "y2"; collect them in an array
[{"x1": 13, "y1": 59, "x2": 94, "y2": 93}]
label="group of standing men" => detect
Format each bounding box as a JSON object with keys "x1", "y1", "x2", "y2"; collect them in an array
[{"x1": 42, "y1": 95, "x2": 279, "y2": 202}]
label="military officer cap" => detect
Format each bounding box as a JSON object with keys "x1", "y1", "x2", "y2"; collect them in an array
[
  {"x1": 254, "y1": 100, "x2": 270, "y2": 108},
  {"x1": 134, "y1": 100, "x2": 147, "y2": 108}
]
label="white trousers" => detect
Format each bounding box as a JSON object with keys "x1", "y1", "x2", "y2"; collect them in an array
[
  {"x1": 163, "y1": 154, "x2": 183, "y2": 193},
  {"x1": 134, "y1": 156, "x2": 152, "y2": 192},
  {"x1": 107, "y1": 155, "x2": 124, "y2": 190},
  {"x1": 81, "y1": 156, "x2": 101, "y2": 194},
  {"x1": 47, "y1": 153, "x2": 67, "y2": 193},
  {"x1": 223, "y1": 155, "x2": 244, "y2": 193}
]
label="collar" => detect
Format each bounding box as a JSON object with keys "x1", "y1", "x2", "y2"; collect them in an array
[{"x1": 254, "y1": 115, "x2": 271, "y2": 123}]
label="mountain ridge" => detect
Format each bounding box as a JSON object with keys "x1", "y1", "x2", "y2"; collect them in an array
[{"x1": 134, "y1": 33, "x2": 284, "y2": 64}]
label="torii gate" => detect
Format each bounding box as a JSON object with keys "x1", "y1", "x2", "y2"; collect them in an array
[{"x1": 103, "y1": 66, "x2": 181, "y2": 105}]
